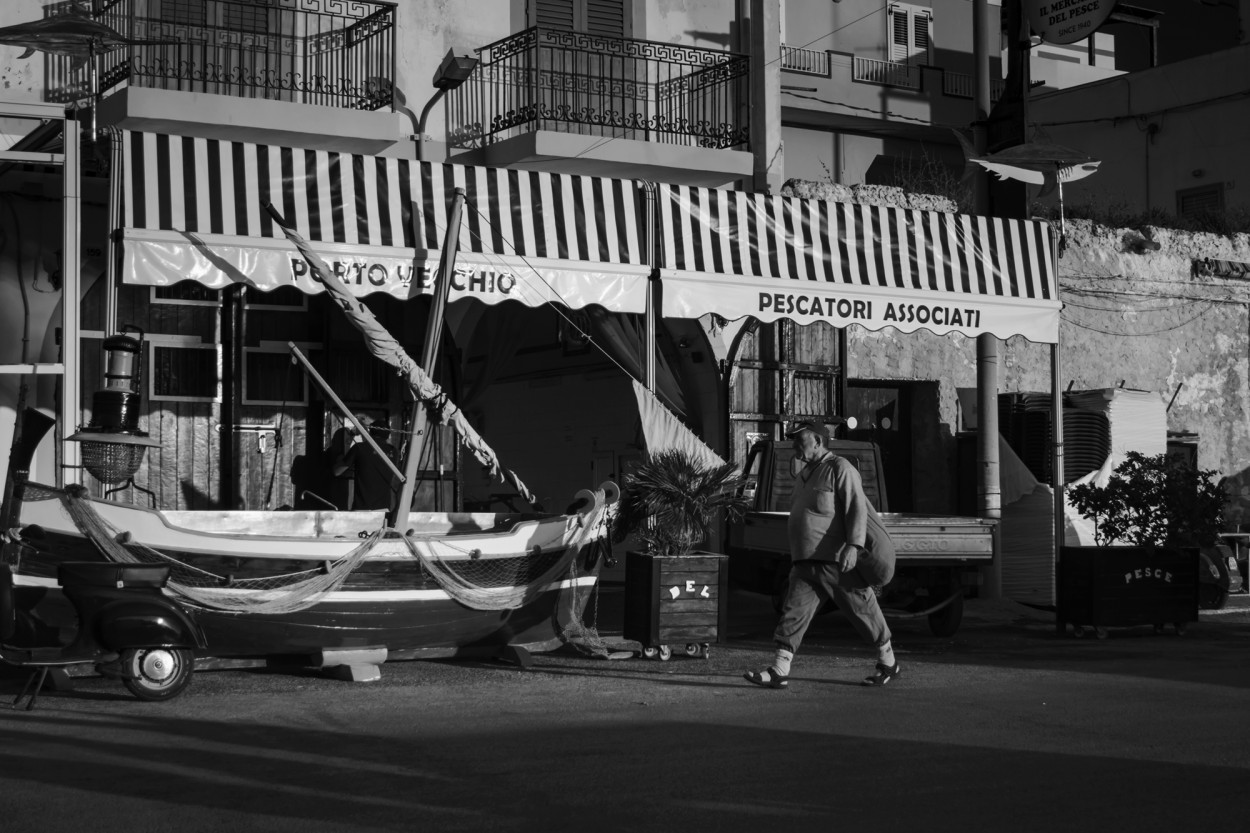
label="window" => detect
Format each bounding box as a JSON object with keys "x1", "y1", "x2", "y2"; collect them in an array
[
  {"x1": 242, "y1": 285, "x2": 307, "y2": 312},
  {"x1": 152, "y1": 282, "x2": 219, "y2": 307},
  {"x1": 243, "y1": 347, "x2": 308, "y2": 405},
  {"x1": 531, "y1": 0, "x2": 631, "y2": 37},
  {"x1": 888, "y1": 3, "x2": 932, "y2": 64},
  {"x1": 1177, "y1": 183, "x2": 1225, "y2": 219},
  {"x1": 150, "y1": 341, "x2": 221, "y2": 403}
]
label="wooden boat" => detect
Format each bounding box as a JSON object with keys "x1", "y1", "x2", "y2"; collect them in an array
[
  {"x1": 1, "y1": 191, "x2": 619, "y2": 675},
  {"x1": 5, "y1": 477, "x2": 616, "y2": 665}
]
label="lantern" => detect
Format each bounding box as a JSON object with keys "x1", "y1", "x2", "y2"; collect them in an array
[{"x1": 68, "y1": 325, "x2": 160, "y2": 489}]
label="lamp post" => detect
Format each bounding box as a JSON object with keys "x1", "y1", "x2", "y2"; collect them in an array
[{"x1": 415, "y1": 49, "x2": 479, "y2": 162}]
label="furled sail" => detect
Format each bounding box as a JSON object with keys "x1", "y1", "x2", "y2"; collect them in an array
[{"x1": 264, "y1": 204, "x2": 536, "y2": 507}]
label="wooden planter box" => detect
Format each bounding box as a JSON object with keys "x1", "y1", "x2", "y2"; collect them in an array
[
  {"x1": 1057, "y1": 546, "x2": 1199, "y2": 635},
  {"x1": 624, "y1": 551, "x2": 728, "y2": 657}
]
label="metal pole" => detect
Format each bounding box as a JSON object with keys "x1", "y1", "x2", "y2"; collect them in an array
[
  {"x1": 638, "y1": 181, "x2": 657, "y2": 392},
  {"x1": 973, "y1": 0, "x2": 1001, "y2": 598},
  {"x1": 392, "y1": 188, "x2": 466, "y2": 528},
  {"x1": 1052, "y1": 337, "x2": 1065, "y2": 620},
  {"x1": 288, "y1": 343, "x2": 404, "y2": 484}
]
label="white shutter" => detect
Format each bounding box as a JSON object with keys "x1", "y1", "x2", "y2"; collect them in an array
[
  {"x1": 888, "y1": 4, "x2": 932, "y2": 64},
  {"x1": 890, "y1": 6, "x2": 909, "y2": 61}
]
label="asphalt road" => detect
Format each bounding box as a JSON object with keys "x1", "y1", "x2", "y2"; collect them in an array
[{"x1": 3, "y1": 589, "x2": 1249, "y2": 833}]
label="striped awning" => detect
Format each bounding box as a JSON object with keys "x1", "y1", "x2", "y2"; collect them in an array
[
  {"x1": 120, "y1": 131, "x2": 649, "y2": 312},
  {"x1": 656, "y1": 184, "x2": 1061, "y2": 343}
]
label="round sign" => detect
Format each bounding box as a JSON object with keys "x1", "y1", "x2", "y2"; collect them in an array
[{"x1": 1027, "y1": 0, "x2": 1118, "y2": 45}]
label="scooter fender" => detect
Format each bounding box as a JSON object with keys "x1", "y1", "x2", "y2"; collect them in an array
[{"x1": 97, "y1": 599, "x2": 206, "y2": 651}]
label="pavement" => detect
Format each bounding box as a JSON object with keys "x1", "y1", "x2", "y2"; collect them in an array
[{"x1": 2, "y1": 587, "x2": 1249, "y2": 833}]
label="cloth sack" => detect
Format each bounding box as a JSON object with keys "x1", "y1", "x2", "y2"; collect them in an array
[{"x1": 858, "y1": 506, "x2": 897, "y2": 586}]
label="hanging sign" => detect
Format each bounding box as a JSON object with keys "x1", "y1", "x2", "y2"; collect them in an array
[{"x1": 1028, "y1": 0, "x2": 1118, "y2": 45}]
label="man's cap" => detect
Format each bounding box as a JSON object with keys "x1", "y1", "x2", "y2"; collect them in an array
[{"x1": 784, "y1": 420, "x2": 831, "y2": 440}]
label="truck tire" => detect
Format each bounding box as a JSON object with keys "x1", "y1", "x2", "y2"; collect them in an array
[{"x1": 928, "y1": 590, "x2": 964, "y2": 637}]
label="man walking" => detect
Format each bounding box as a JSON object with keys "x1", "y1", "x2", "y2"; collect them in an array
[{"x1": 744, "y1": 421, "x2": 899, "y2": 689}]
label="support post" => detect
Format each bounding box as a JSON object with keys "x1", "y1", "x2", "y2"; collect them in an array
[
  {"x1": 391, "y1": 189, "x2": 466, "y2": 529},
  {"x1": 973, "y1": 0, "x2": 1001, "y2": 599}
]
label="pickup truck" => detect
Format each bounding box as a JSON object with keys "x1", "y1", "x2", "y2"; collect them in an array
[{"x1": 726, "y1": 439, "x2": 998, "y2": 636}]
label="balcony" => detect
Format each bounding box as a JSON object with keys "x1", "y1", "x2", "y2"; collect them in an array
[
  {"x1": 444, "y1": 27, "x2": 753, "y2": 186},
  {"x1": 48, "y1": 0, "x2": 401, "y2": 153}
]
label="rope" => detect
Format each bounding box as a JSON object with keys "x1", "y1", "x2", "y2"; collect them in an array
[
  {"x1": 59, "y1": 486, "x2": 379, "y2": 615},
  {"x1": 54, "y1": 485, "x2": 619, "y2": 623},
  {"x1": 400, "y1": 488, "x2": 614, "y2": 611}
]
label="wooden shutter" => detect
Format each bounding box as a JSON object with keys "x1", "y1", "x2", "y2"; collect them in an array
[
  {"x1": 534, "y1": 0, "x2": 576, "y2": 31},
  {"x1": 532, "y1": 0, "x2": 629, "y2": 36}
]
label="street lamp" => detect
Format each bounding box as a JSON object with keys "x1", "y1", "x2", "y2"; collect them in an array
[{"x1": 416, "y1": 49, "x2": 480, "y2": 162}]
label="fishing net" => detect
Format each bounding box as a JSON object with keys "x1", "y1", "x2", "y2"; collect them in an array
[
  {"x1": 58, "y1": 486, "x2": 378, "y2": 615},
  {"x1": 50, "y1": 485, "x2": 619, "y2": 636}
]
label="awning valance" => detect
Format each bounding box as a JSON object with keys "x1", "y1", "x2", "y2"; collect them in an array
[
  {"x1": 120, "y1": 131, "x2": 649, "y2": 312},
  {"x1": 656, "y1": 184, "x2": 1061, "y2": 344}
]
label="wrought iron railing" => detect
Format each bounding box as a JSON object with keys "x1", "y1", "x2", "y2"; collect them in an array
[
  {"x1": 446, "y1": 27, "x2": 750, "y2": 151},
  {"x1": 46, "y1": 0, "x2": 395, "y2": 112}
]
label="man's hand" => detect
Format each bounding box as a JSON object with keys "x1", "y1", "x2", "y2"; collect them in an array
[{"x1": 837, "y1": 544, "x2": 860, "y2": 573}]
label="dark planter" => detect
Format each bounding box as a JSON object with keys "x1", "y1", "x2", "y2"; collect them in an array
[
  {"x1": 623, "y1": 551, "x2": 728, "y2": 660},
  {"x1": 1057, "y1": 545, "x2": 1199, "y2": 637}
]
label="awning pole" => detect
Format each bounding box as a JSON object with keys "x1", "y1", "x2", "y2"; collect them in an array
[
  {"x1": 638, "y1": 181, "x2": 657, "y2": 392},
  {"x1": 392, "y1": 188, "x2": 465, "y2": 526}
]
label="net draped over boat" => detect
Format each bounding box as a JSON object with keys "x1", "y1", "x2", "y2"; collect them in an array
[
  {"x1": 56, "y1": 486, "x2": 379, "y2": 614},
  {"x1": 48, "y1": 484, "x2": 615, "y2": 617}
]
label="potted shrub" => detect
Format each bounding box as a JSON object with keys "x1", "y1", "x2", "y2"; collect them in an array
[
  {"x1": 613, "y1": 449, "x2": 751, "y2": 660},
  {"x1": 1062, "y1": 451, "x2": 1227, "y2": 636}
]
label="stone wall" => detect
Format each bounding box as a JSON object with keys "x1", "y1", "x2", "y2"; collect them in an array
[{"x1": 842, "y1": 211, "x2": 1250, "y2": 525}]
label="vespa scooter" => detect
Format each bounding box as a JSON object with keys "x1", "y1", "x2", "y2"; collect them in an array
[{"x1": 1, "y1": 555, "x2": 205, "y2": 710}]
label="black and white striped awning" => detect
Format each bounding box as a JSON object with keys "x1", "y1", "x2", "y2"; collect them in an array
[
  {"x1": 120, "y1": 131, "x2": 649, "y2": 311},
  {"x1": 656, "y1": 184, "x2": 1061, "y2": 343}
]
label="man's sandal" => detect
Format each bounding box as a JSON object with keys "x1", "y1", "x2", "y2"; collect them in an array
[
  {"x1": 862, "y1": 662, "x2": 901, "y2": 687},
  {"x1": 743, "y1": 668, "x2": 789, "y2": 689}
]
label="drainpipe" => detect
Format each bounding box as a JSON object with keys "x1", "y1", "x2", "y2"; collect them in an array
[
  {"x1": 748, "y1": 0, "x2": 782, "y2": 194},
  {"x1": 973, "y1": 0, "x2": 1002, "y2": 599}
]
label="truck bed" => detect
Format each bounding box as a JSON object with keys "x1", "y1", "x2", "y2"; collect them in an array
[{"x1": 729, "y1": 511, "x2": 996, "y2": 567}]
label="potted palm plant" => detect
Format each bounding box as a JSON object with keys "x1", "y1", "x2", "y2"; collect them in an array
[
  {"x1": 1062, "y1": 451, "x2": 1227, "y2": 637},
  {"x1": 613, "y1": 449, "x2": 751, "y2": 660}
]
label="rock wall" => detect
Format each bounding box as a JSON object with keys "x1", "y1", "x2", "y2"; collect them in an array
[{"x1": 846, "y1": 214, "x2": 1250, "y2": 525}]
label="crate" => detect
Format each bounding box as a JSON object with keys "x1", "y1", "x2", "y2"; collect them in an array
[
  {"x1": 1057, "y1": 546, "x2": 1198, "y2": 635},
  {"x1": 624, "y1": 551, "x2": 728, "y2": 656}
]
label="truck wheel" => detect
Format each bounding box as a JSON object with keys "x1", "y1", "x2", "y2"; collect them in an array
[
  {"x1": 927, "y1": 591, "x2": 964, "y2": 637},
  {"x1": 121, "y1": 647, "x2": 194, "y2": 702}
]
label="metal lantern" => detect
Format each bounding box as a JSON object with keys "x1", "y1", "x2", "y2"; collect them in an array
[{"x1": 68, "y1": 325, "x2": 160, "y2": 486}]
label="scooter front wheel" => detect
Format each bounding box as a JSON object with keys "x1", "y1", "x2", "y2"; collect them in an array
[{"x1": 121, "y1": 647, "x2": 195, "y2": 702}]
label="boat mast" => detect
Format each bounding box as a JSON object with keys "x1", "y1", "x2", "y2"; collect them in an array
[{"x1": 391, "y1": 187, "x2": 465, "y2": 528}]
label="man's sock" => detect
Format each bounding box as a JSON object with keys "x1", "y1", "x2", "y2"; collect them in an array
[
  {"x1": 878, "y1": 641, "x2": 896, "y2": 668},
  {"x1": 773, "y1": 648, "x2": 794, "y2": 677}
]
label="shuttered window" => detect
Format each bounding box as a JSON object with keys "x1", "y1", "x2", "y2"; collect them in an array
[
  {"x1": 888, "y1": 3, "x2": 932, "y2": 64},
  {"x1": 531, "y1": 0, "x2": 631, "y2": 38},
  {"x1": 1177, "y1": 184, "x2": 1225, "y2": 219}
]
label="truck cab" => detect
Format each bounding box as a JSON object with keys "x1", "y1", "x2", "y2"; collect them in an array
[{"x1": 727, "y1": 437, "x2": 998, "y2": 636}]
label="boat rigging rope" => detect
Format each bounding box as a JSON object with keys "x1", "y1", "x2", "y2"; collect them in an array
[
  {"x1": 53, "y1": 484, "x2": 617, "y2": 619},
  {"x1": 58, "y1": 486, "x2": 379, "y2": 614}
]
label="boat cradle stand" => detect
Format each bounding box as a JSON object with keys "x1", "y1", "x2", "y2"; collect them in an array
[{"x1": 315, "y1": 647, "x2": 388, "y2": 682}]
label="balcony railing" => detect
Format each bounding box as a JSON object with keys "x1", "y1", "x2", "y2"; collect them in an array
[
  {"x1": 780, "y1": 46, "x2": 830, "y2": 77},
  {"x1": 852, "y1": 57, "x2": 921, "y2": 90},
  {"x1": 47, "y1": 0, "x2": 396, "y2": 111},
  {"x1": 446, "y1": 27, "x2": 750, "y2": 152}
]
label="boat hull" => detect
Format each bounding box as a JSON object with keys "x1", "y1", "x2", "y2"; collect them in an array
[{"x1": 5, "y1": 483, "x2": 611, "y2": 662}]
